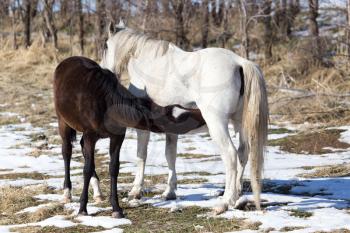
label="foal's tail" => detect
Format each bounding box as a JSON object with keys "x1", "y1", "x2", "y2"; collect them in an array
[{"x1": 240, "y1": 61, "x2": 268, "y2": 210}]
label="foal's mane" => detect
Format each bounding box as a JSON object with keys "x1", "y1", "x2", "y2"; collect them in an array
[
  {"x1": 111, "y1": 29, "x2": 170, "y2": 74},
  {"x1": 81, "y1": 58, "x2": 148, "y2": 126}
]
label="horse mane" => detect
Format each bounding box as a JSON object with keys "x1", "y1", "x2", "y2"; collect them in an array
[
  {"x1": 71, "y1": 57, "x2": 148, "y2": 129},
  {"x1": 111, "y1": 29, "x2": 170, "y2": 74}
]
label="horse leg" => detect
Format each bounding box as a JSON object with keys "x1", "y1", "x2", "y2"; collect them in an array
[
  {"x1": 80, "y1": 138, "x2": 103, "y2": 203},
  {"x1": 109, "y1": 132, "x2": 126, "y2": 218},
  {"x1": 201, "y1": 112, "x2": 238, "y2": 214},
  {"x1": 162, "y1": 133, "x2": 178, "y2": 200},
  {"x1": 58, "y1": 119, "x2": 74, "y2": 203},
  {"x1": 129, "y1": 130, "x2": 150, "y2": 199},
  {"x1": 78, "y1": 133, "x2": 97, "y2": 215}
]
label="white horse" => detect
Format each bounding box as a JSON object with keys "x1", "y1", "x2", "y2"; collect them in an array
[{"x1": 94, "y1": 22, "x2": 268, "y2": 214}]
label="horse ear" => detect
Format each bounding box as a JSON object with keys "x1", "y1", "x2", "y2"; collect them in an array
[
  {"x1": 115, "y1": 18, "x2": 126, "y2": 33},
  {"x1": 108, "y1": 21, "x2": 116, "y2": 38},
  {"x1": 117, "y1": 18, "x2": 126, "y2": 28}
]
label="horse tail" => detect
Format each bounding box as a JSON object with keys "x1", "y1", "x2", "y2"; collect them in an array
[{"x1": 240, "y1": 61, "x2": 268, "y2": 210}]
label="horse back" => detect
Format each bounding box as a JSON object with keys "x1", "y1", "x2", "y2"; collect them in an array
[{"x1": 53, "y1": 56, "x2": 112, "y2": 134}]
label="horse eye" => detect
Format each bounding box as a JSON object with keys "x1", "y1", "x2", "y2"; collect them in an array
[{"x1": 104, "y1": 42, "x2": 108, "y2": 50}]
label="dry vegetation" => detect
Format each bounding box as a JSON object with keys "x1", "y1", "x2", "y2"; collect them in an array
[
  {"x1": 269, "y1": 129, "x2": 350, "y2": 154},
  {"x1": 300, "y1": 163, "x2": 350, "y2": 178}
]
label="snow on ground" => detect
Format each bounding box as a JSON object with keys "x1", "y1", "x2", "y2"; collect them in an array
[{"x1": 0, "y1": 122, "x2": 350, "y2": 232}]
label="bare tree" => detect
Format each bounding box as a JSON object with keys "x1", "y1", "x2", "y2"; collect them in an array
[
  {"x1": 76, "y1": 0, "x2": 84, "y2": 55},
  {"x1": 286, "y1": 0, "x2": 300, "y2": 37},
  {"x1": 9, "y1": 0, "x2": 18, "y2": 50},
  {"x1": 262, "y1": 0, "x2": 272, "y2": 60},
  {"x1": 171, "y1": 0, "x2": 189, "y2": 50},
  {"x1": 201, "y1": 0, "x2": 209, "y2": 48},
  {"x1": 212, "y1": 0, "x2": 224, "y2": 27},
  {"x1": 22, "y1": 0, "x2": 31, "y2": 48},
  {"x1": 275, "y1": 0, "x2": 288, "y2": 39},
  {"x1": 96, "y1": 0, "x2": 106, "y2": 58},
  {"x1": 308, "y1": 0, "x2": 320, "y2": 60},
  {"x1": 308, "y1": 0, "x2": 319, "y2": 37},
  {"x1": 43, "y1": 0, "x2": 58, "y2": 49},
  {"x1": 60, "y1": 0, "x2": 69, "y2": 18},
  {"x1": 239, "y1": 0, "x2": 249, "y2": 58},
  {"x1": 347, "y1": 0, "x2": 350, "y2": 59}
]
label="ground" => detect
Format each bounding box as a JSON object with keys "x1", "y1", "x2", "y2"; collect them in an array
[{"x1": 0, "y1": 118, "x2": 350, "y2": 233}]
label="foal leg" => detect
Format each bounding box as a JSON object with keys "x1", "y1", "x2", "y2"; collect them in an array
[
  {"x1": 58, "y1": 120, "x2": 74, "y2": 203},
  {"x1": 78, "y1": 133, "x2": 97, "y2": 215},
  {"x1": 162, "y1": 133, "x2": 178, "y2": 200},
  {"x1": 80, "y1": 138, "x2": 103, "y2": 203},
  {"x1": 109, "y1": 132, "x2": 126, "y2": 218},
  {"x1": 129, "y1": 129, "x2": 150, "y2": 199}
]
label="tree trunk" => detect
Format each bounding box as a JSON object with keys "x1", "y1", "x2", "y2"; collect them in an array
[
  {"x1": 347, "y1": 0, "x2": 350, "y2": 59},
  {"x1": 308, "y1": 0, "x2": 320, "y2": 61},
  {"x1": 76, "y1": 0, "x2": 84, "y2": 55},
  {"x1": 201, "y1": 0, "x2": 209, "y2": 48},
  {"x1": 23, "y1": 0, "x2": 31, "y2": 48},
  {"x1": 262, "y1": 0, "x2": 272, "y2": 60},
  {"x1": 286, "y1": 0, "x2": 300, "y2": 37},
  {"x1": 212, "y1": 0, "x2": 224, "y2": 27},
  {"x1": 221, "y1": 3, "x2": 229, "y2": 48},
  {"x1": 60, "y1": 0, "x2": 69, "y2": 18},
  {"x1": 277, "y1": 0, "x2": 287, "y2": 39},
  {"x1": 239, "y1": 0, "x2": 249, "y2": 59},
  {"x1": 308, "y1": 0, "x2": 319, "y2": 37},
  {"x1": 96, "y1": 0, "x2": 106, "y2": 58},
  {"x1": 10, "y1": 0, "x2": 17, "y2": 50},
  {"x1": 43, "y1": 0, "x2": 58, "y2": 50},
  {"x1": 173, "y1": 0, "x2": 189, "y2": 50}
]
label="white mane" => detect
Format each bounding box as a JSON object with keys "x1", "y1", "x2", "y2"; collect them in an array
[{"x1": 110, "y1": 29, "x2": 171, "y2": 75}]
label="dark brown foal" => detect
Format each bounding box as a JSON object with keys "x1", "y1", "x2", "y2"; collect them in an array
[{"x1": 54, "y1": 56, "x2": 205, "y2": 218}]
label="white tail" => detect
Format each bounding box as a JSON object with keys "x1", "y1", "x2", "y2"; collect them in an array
[{"x1": 240, "y1": 61, "x2": 268, "y2": 210}]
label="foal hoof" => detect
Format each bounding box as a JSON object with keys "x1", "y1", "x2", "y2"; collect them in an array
[
  {"x1": 78, "y1": 210, "x2": 88, "y2": 216},
  {"x1": 212, "y1": 204, "x2": 228, "y2": 215},
  {"x1": 112, "y1": 211, "x2": 125, "y2": 219},
  {"x1": 93, "y1": 195, "x2": 104, "y2": 203}
]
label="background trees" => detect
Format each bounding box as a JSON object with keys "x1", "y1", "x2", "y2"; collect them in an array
[{"x1": 0, "y1": 0, "x2": 348, "y2": 65}]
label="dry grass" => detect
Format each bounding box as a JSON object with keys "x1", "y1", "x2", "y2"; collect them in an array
[
  {"x1": 280, "y1": 226, "x2": 305, "y2": 232},
  {"x1": 264, "y1": 38, "x2": 350, "y2": 125},
  {"x1": 299, "y1": 163, "x2": 350, "y2": 178},
  {"x1": 10, "y1": 225, "x2": 104, "y2": 233},
  {"x1": 0, "y1": 172, "x2": 51, "y2": 180},
  {"x1": 289, "y1": 209, "x2": 313, "y2": 218},
  {"x1": 269, "y1": 129, "x2": 350, "y2": 154},
  {"x1": 0, "y1": 185, "x2": 58, "y2": 225},
  {"x1": 119, "y1": 205, "x2": 261, "y2": 233},
  {"x1": 177, "y1": 153, "x2": 214, "y2": 159}
]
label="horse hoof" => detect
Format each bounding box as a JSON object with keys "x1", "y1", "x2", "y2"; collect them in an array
[
  {"x1": 94, "y1": 195, "x2": 104, "y2": 203},
  {"x1": 162, "y1": 191, "x2": 176, "y2": 201},
  {"x1": 212, "y1": 204, "x2": 228, "y2": 215},
  {"x1": 128, "y1": 192, "x2": 142, "y2": 200},
  {"x1": 112, "y1": 211, "x2": 124, "y2": 219},
  {"x1": 78, "y1": 210, "x2": 88, "y2": 216}
]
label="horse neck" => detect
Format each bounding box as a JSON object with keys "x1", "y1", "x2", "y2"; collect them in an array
[{"x1": 107, "y1": 83, "x2": 165, "y2": 132}]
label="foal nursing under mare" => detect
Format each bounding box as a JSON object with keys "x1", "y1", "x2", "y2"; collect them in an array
[
  {"x1": 54, "y1": 56, "x2": 205, "y2": 217},
  {"x1": 99, "y1": 23, "x2": 269, "y2": 214}
]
